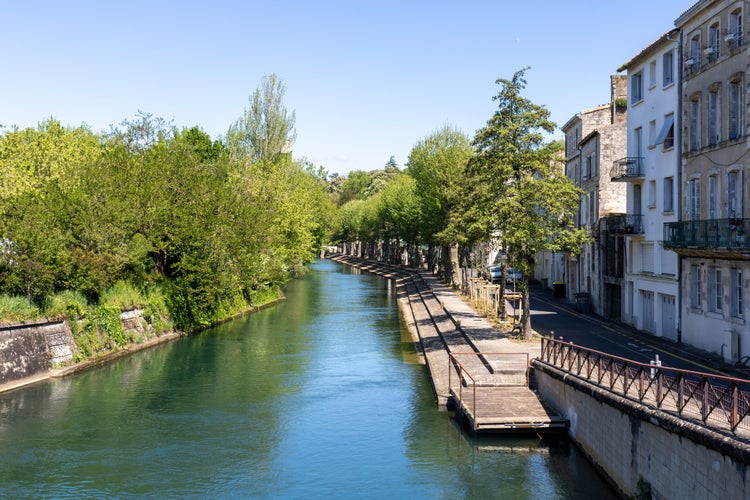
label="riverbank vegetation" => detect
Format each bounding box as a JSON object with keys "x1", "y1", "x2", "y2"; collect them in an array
[{"x1": 0, "y1": 75, "x2": 335, "y2": 343}]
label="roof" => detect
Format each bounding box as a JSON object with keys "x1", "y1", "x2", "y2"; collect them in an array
[
  {"x1": 675, "y1": 0, "x2": 711, "y2": 26},
  {"x1": 560, "y1": 104, "x2": 610, "y2": 131},
  {"x1": 617, "y1": 28, "x2": 680, "y2": 72}
]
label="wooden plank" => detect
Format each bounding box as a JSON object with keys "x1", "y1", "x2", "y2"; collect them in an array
[{"x1": 451, "y1": 386, "x2": 568, "y2": 433}]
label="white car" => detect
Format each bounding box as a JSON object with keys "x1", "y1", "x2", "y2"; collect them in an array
[
  {"x1": 483, "y1": 265, "x2": 503, "y2": 282},
  {"x1": 506, "y1": 268, "x2": 522, "y2": 282}
]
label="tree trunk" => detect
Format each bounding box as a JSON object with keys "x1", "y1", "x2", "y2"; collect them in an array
[
  {"x1": 450, "y1": 243, "x2": 460, "y2": 288},
  {"x1": 520, "y1": 279, "x2": 532, "y2": 340}
]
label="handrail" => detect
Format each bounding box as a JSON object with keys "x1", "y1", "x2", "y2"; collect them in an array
[
  {"x1": 448, "y1": 352, "x2": 530, "y2": 431},
  {"x1": 539, "y1": 337, "x2": 750, "y2": 433}
]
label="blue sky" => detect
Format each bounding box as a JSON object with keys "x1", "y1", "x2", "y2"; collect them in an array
[{"x1": 3, "y1": 1, "x2": 690, "y2": 175}]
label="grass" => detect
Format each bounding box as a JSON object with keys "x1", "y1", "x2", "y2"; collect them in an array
[{"x1": 0, "y1": 295, "x2": 43, "y2": 323}]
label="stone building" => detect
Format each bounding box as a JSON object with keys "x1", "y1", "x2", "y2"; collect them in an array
[
  {"x1": 615, "y1": 29, "x2": 681, "y2": 340},
  {"x1": 664, "y1": 0, "x2": 750, "y2": 362},
  {"x1": 561, "y1": 76, "x2": 628, "y2": 315}
]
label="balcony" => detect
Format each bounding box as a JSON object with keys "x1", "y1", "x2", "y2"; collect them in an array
[
  {"x1": 610, "y1": 157, "x2": 644, "y2": 181},
  {"x1": 607, "y1": 214, "x2": 644, "y2": 235},
  {"x1": 664, "y1": 218, "x2": 750, "y2": 252}
]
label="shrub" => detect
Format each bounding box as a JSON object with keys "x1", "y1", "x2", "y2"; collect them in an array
[
  {"x1": 73, "y1": 304, "x2": 126, "y2": 360},
  {"x1": 44, "y1": 290, "x2": 88, "y2": 319},
  {"x1": 0, "y1": 295, "x2": 42, "y2": 323},
  {"x1": 100, "y1": 281, "x2": 146, "y2": 310}
]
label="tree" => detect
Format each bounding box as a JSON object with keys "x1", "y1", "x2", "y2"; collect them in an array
[
  {"x1": 226, "y1": 73, "x2": 296, "y2": 167},
  {"x1": 461, "y1": 69, "x2": 587, "y2": 339},
  {"x1": 407, "y1": 125, "x2": 472, "y2": 281}
]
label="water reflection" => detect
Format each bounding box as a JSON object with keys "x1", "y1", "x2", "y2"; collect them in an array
[{"x1": 0, "y1": 259, "x2": 614, "y2": 498}]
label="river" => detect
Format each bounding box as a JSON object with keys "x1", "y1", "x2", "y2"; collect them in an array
[{"x1": 0, "y1": 259, "x2": 615, "y2": 498}]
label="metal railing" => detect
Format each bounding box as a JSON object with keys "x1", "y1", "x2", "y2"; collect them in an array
[
  {"x1": 607, "y1": 213, "x2": 644, "y2": 235},
  {"x1": 448, "y1": 352, "x2": 530, "y2": 431},
  {"x1": 664, "y1": 218, "x2": 750, "y2": 250},
  {"x1": 539, "y1": 337, "x2": 750, "y2": 433},
  {"x1": 610, "y1": 157, "x2": 644, "y2": 181}
]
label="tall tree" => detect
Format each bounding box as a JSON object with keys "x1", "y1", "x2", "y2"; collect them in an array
[
  {"x1": 226, "y1": 73, "x2": 296, "y2": 167},
  {"x1": 407, "y1": 125, "x2": 472, "y2": 281},
  {"x1": 462, "y1": 69, "x2": 587, "y2": 339}
]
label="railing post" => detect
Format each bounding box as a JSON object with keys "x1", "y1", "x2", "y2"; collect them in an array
[
  {"x1": 701, "y1": 378, "x2": 709, "y2": 423},
  {"x1": 731, "y1": 384, "x2": 739, "y2": 430}
]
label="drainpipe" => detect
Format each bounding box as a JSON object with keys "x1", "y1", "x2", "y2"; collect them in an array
[{"x1": 675, "y1": 29, "x2": 684, "y2": 343}]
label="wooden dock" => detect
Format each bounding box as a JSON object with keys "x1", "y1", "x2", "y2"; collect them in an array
[{"x1": 451, "y1": 385, "x2": 568, "y2": 433}]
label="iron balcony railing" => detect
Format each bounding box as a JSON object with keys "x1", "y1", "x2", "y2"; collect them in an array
[
  {"x1": 664, "y1": 218, "x2": 750, "y2": 249},
  {"x1": 539, "y1": 337, "x2": 750, "y2": 433},
  {"x1": 607, "y1": 213, "x2": 644, "y2": 235},
  {"x1": 610, "y1": 157, "x2": 644, "y2": 181}
]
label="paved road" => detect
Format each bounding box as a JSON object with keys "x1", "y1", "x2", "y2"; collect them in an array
[{"x1": 529, "y1": 285, "x2": 732, "y2": 377}]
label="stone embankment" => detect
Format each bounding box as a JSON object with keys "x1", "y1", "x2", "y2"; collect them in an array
[
  {"x1": 328, "y1": 254, "x2": 538, "y2": 407},
  {"x1": 0, "y1": 310, "x2": 183, "y2": 394}
]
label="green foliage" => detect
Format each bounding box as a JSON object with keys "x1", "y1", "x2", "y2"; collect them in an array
[
  {"x1": 74, "y1": 304, "x2": 126, "y2": 360},
  {"x1": 227, "y1": 73, "x2": 296, "y2": 166},
  {"x1": 0, "y1": 295, "x2": 43, "y2": 323},
  {"x1": 141, "y1": 286, "x2": 173, "y2": 336},
  {"x1": 44, "y1": 290, "x2": 88, "y2": 319},
  {"x1": 100, "y1": 281, "x2": 146, "y2": 311},
  {"x1": 248, "y1": 285, "x2": 282, "y2": 307}
]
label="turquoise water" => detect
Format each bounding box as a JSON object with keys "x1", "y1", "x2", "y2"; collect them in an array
[{"x1": 0, "y1": 260, "x2": 615, "y2": 498}]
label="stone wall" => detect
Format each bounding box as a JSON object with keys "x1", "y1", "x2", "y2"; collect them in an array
[
  {"x1": 0, "y1": 319, "x2": 75, "y2": 384},
  {"x1": 0, "y1": 309, "x2": 157, "y2": 386},
  {"x1": 532, "y1": 360, "x2": 750, "y2": 498}
]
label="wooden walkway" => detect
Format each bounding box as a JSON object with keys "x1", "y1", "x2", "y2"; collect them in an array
[
  {"x1": 451, "y1": 386, "x2": 568, "y2": 433},
  {"x1": 328, "y1": 254, "x2": 567, "y2": 435}
]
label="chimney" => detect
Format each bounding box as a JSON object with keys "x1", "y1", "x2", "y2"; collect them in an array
[{"x1": 611, "y1": 74, "x2": 628, "y2": 124}]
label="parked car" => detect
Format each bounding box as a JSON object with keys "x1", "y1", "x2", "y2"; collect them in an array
[
  {"x1": 506, "y1": 268, "x2": 522, "y2": 282},
  {"x1": 483, "y1": 265, "x2": 503, "y2": 283}
]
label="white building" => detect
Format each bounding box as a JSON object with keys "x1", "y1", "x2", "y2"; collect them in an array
[{"x1": 615, "y1": 29, "x2": 681, "y2": 341}]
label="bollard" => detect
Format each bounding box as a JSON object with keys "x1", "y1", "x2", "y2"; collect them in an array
[{"x1": 650, "y1": 354, "x2": 662, "y2": 379}]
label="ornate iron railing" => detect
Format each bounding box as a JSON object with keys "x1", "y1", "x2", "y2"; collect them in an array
[
  {"x1": 539, "y1": 337, "x2": 750, "y2": 433},
  {"x1": 610, "y1": 157, "x2": 644, "y2": 181},
  {"x1": 607, "y1": 214, "x2": 644, "y2": 235},
  {"x1": 664, "y1": 218, "x2": 750, "y2": 249}
]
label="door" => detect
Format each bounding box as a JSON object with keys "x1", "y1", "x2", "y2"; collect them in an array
[{"x1": 660, "y1": 294, "x2": 677, "y2": 341}]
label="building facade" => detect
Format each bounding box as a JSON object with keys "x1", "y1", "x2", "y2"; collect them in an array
[
  {"x1": 666, "y1": 0, "x2": 750, "y2": 362},
  {"x1": 561, "y1": 76, "x2": 628, "y2": 315},
  {"x1": 616, "y1": 30, "x2": 681, "y2": 341}
]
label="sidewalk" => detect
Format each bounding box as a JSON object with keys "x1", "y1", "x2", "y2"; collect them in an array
[{"x1": 527, "y1": 283, "x2": 737, "y2": 377}]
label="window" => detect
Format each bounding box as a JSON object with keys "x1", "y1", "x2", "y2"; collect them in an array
[
  {"x1": 708, "y1": 175, "x2": 718, "y2": 219},
  {"x1": 631, "y1": 72, "x2": 643, "y2": 103},
  {"x1": 688, "y1": 35, "x2": 701, "y2": 72},
  {"x1": 663, "y1": 50, "x2": 674, "y2": 86},
  {"x1": 708, "y1": 86, "x2": 720, "y2": 145},
  {"x1": 649, "y1": 120, "x2": 656, "y2": 147},
  {"x1": 729, "y1": 9, "x2": 743, "y2": 48},
  {"x1": 641, "y1": 242, "x2": 654, "y2": 273},
  {"x1": 634, "y1": 127, "x2": 643, "y2": 157},
  {"x1": 583, "y1": 155, "x2": 592, "y2": 179},
  {"x1": 649, "y1": 60, "x2": 657, "y2": 88},
  {"x1": 663, "y1": 177, "x2": 674, "y2": 212},
  {"x1": 689, "y1": 96, "x2": 701, "y2": 152},
  {"x1": 656, "y1": 114, "x2": 675, "y2": 150},
  {"x1": 708, "y1": 23, "x2": 720, "y2": 61},
  {"x1": 687, "y1": 178, "x2": 701, "y2": 220},
  {"x1": 648, "y1": 180, "x2": 656, "y2": 208},
  {"x1": 727, "y1": 170, "x2": 742, "y2": 217},
  {"x1": 708, "y1": 267, "x2": 723, "y2": 312},
  {"x1": 730, "y1": 269, "x2": 744, "y2": 318},
  {"x1": 690, "y1": 265, "x2": 702, "y2": 309},
  {"x1": 729, "y1": 76, "x2": 742, "y2": 140}
]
